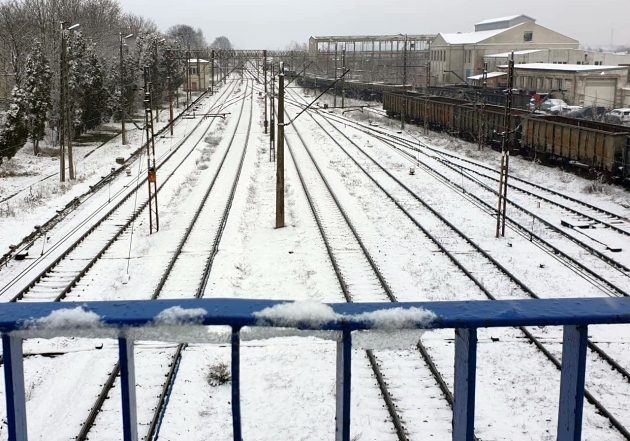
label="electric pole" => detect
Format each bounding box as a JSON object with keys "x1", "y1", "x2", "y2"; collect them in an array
[
  {"x1": 186, "y1": 45, "x2": 190, "y2": 106},
  {"x1": 143, "y1": 67, "x2": 159, "y2": 234},
  {"x1": 59, "y1": 22, "x2": 67, "y2": 182},
  {"x1": 263, "y1": 50, "x2": 268, "y2": 134},
  {"x1": 478, "y1": 63, "x2": 487, "y2": 150},
  {"x1": 341, "y1": 48, "x2": 346, "y2": 109},
  {"x1": 276, "y1": 62, "x2": 285, "y2": 229},
  {"x1": 402, "y1": 34, "x2": 408, "y2": 87},
  {"x1": 119, "y1": 33, "x2": 133, "y2": 145},
  {"x1": 168, "y1": 75, "x2": 173, "y2": 136},
  {"x1": 496, "y1": 53, "x2": 514, "y2": 238},
  {"x1": 333, "y1": 43, "x2": 338, "y2": 108},
  {"x1": 270, "y1": 62, "x2": 276, "y2": 162},
  {"x1": 211, "y1": 49, "x2": 215, "y2": 95}
]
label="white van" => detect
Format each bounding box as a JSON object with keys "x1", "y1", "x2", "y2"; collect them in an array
[{"x1": 607, "y1": 108, "x2": 630, "y2": 124}]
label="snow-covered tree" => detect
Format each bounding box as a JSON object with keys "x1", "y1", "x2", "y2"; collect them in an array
[
  {"x1": 0, "y1": 86, "x2": 28, "y2": 162},
  {"x1": 23, "y1": 41, "x2": 51, "y2": 155},
  {"x1": 67, "y1": 32, "x2": 108, "y2": 136}
]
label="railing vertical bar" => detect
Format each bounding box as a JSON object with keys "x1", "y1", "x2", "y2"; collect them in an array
[
  {"x1": 232, "y1": 326, "x2": 242, "y2": 441},
  {"x1": 335, "y1": 329, "x2": 352, "y2": 441},
  {"x1": 118, "y1": 337, "x2": 138, "y2": 441},
  {"x1": 2, "y1": 335, "x2": 27, "y2": 441},
  {"x1": 453, "y1": 327, "x2": 477, "y2": 441},
  {"x1": 557, "y1": 325, "x2": 588, "y2": 441}
]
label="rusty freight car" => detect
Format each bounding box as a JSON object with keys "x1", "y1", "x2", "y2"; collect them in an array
[
  {"x1": 384, "y1": 92, "x2": 526, "y2": 147},
  {"x1": 522, "y1": 116, "x2": 630, "y2": 175},
  {"x1": 299, "y1": 75, "x2": 410, "y2": 101},
  {"x1": 383, "y1": 91, "x2": 630, "y2": 178}
]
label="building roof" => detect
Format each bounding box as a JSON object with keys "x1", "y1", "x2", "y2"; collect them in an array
[
  {"x1": 504, "y1": 63, "x2": 628, "y2": 72},
  {"x1": 309, "y1": 34, "x2": 435, "y2": 43},
  {"x1": 440, "y1": 25, "x2": 520, "y2": 45},
  {"x1": 467, "y1": 72, "x2": 507, "y2": 80},
  {"x1": 485, "y1": 49, "x2": 544, "y2": 58},
  {"x1": 475, "y1": 15, "x2": 535, "y2": 26},
  {"x1": 188, "y1": 58, "x2": 209, "y2": 64}
]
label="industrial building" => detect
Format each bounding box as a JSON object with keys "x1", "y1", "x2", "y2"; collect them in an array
[
  {"x1": 307, "y1": 34, "x2": 435, "y2": 87},
  {"x1": 499, "y1": 63, "x2": 629, "y2": 107},
  {"x1": 430, "y1": 15, "x2": 579, "y2": 85},
  {"x1": 186, "y1": 58, "x2": 210, "y2": 92}
]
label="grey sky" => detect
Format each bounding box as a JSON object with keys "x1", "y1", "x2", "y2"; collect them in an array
[{"x1": 119, "y1": 0, "x2": 630, "y2": 50}]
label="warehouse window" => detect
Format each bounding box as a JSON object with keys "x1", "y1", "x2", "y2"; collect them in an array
[{"x1": 524, "y1": 31, "x2": 533, "y2": 42}]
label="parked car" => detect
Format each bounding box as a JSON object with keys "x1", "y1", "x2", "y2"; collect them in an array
[
  {"x1": 606, "y1": 108, "x2": 630, "y2": 125},
  {"x1": 540, "y1": 99, "x2": 581, "y2": 115},
  {"x1": 565, "y1": 106, "x2": 608, "y2": 121}
]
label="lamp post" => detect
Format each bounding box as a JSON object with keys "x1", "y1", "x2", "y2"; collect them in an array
[{"x1": 119, "y1": 33, "x2": 134, "y2": 145}]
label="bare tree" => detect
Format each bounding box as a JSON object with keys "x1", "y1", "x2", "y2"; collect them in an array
[
  {"x1": 210, "y1": 36, "x2": 232, "y2": 50},
  {"x1": 167, "y1": 24, "x2": 206, "y2": 48}
]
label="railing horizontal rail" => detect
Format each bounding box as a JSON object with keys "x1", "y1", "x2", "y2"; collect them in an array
[
  {"x1": 1, "y1": 297, "x2": 629, "y2": 441},
  {"x1": 0, "y1": 297, "x2": 628, "y2": 333}
]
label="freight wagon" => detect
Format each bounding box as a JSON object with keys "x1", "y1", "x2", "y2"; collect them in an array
[
  {"x1": 383, "y1": 91, "x2": 630, "y2": 179},
  {"x1": 298, "y1": 76, "x2": 411, "y2": 101}
]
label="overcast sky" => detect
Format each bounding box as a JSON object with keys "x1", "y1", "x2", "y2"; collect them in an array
[{"x1": 119, "y1": 0, "x2": 630, "y2": 50}]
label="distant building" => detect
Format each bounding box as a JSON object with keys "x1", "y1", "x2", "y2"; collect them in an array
[
  {"x1": 498, "y1": 63, "x2": 629, "y2": 107},
  {"x1": 484, "y1": 48, "x2": 630, "y2": 73},
  {"x1": 307, "y1": 34, "x2": 435, "y2": 87},
  {"x1": 430, "y1": 15, "x2": 579, "y2": 85},
  {"x1": 186, "y1": 59, "x2": 210, "y2": 92}
]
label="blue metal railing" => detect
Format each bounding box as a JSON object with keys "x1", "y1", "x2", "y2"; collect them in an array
[{"x1": 1, "y1": 297, "x2": 629, "y2": 441}]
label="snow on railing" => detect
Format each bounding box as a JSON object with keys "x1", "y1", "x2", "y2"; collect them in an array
[{"x1": 1, "y1": 297, "x2": 629, "y2": 441}]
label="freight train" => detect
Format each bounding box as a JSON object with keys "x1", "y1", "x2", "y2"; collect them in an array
[{"x1": 383, "y1": 91, "x2": 630, "y2": 180}]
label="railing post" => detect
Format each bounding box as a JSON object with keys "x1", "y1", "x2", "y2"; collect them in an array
[
  {"x1": 453, "y1": 328, "x2": 477, "y2": 441},
  {"x1": 335, "y1": 329, "x2": 352, "y2": 441},
  {"x1": 2, "y1": 335, "x2": 27, "y2": 441},
  {"x1": 118, "y1": 337, "x2": 138, "y2": 441},
  {"x1": 557, "y1": 325, "x2": 588, "y2": 441},
  {"x1": 232, "y1": 326, "x2": 242, "y2": 441}
]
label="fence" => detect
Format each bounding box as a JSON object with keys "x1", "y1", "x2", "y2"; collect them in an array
[{"x1": 1, "y1": 297, "x2": 629, "y2": 441}]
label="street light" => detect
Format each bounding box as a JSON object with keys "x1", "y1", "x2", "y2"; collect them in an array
[{"x1": 119, "y1": 32, "x2": 134, "y2": 145}]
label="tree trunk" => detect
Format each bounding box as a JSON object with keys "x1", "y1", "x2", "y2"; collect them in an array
[{"x1": 33, "y1": 139, "x2": 40, "y2": 156}]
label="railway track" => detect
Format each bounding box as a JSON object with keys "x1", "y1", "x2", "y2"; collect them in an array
[
  {"x1": 286, "y1": 103, "x2": 439, "y2": 441},
  {"x1": 383, "y1": 132, "x2": 630, "y2": 274},
  {"x1": 77, "y1": 78, "x2": 254, "y2": 441},
  {"x1": 0, "y1": 80, "x2": 248, "y2": 438},
  {"x1": 0, "y1": 82, "x2": 239, "y2": 303},
  {"x1": 0, "y1": 91, "x2": 214, "y2": 269},
  {"x1": 285, "y1": 88, "x2": 630, "y2": 439},
  {"x1": 292, "y1": 100, "x2": 630, "y2": 298}
]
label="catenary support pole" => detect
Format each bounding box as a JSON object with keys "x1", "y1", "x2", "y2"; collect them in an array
[
  {"x1": 59, "y1": 22, "x2": 66, "y2": 182},
  {"x1": 263, "y1": 50, "x2": 268, "y2": 134},
  {"x1": 275, "y1": 63, "x2": 285, "y2": 229}
]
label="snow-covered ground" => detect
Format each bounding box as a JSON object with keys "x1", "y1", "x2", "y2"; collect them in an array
[{"x1": 0, "y1": 75, "x2": 629, "y2": 440}]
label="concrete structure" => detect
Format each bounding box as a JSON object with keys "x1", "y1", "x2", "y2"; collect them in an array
[
  {"x1": 430, "y1": 15, "x2": 579, "y2": 85},
  {"x1": 186, "y1": 59, "x2": 210, "y2": 92},
  {"x1": 308, "y1": 34, "x2": 435, "y2": 87},
  {"x1": 499, "y1": 63, "x2": 629, "y2": 108}
]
